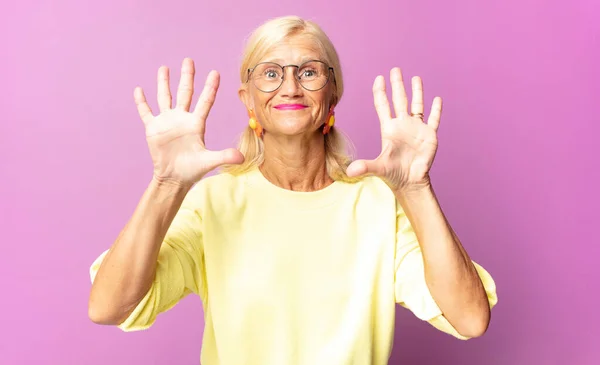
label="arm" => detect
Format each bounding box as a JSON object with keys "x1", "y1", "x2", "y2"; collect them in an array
[
  {"x1": 395, "y1": 184, "x2": 492, "y2": 338},
  {"x1": 344, "y1": 67, "x2": 497, "y2": 338},
  {"x1": 88, "y1": 178, "x2": 192, "y2": 326},
  {"x1": 88, "y1": 59, "x2": 243, "y2": 330}
]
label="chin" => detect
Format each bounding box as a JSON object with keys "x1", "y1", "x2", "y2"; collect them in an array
[{"x1": 272, "y1": 117, "x2": 316, "y2": 135}]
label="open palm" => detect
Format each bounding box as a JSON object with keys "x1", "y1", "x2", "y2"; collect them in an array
[
  {"x1": 346, "y1": 68, "x2": 442, "y2": 193},
  {"x1": 134, "y1": 58, "x2": 244, "y2": 186}
]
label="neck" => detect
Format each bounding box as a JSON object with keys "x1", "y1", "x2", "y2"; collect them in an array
[{"x1": 260, "y1": 133, "x2": 333, "y2": 192}]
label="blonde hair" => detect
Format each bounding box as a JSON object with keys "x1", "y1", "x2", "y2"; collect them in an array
[{"x1": 222, "y1": 15, "x2": 360, "y2": 182}]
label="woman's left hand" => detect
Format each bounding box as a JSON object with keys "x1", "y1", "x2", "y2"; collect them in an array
[{"x1": 346, "y1": 67, "x2": 442, "y2": 194}]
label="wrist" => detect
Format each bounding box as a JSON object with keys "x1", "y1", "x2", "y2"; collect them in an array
[
  {"x1": 393, "y1": 181, "x2": 433, "y2": 200},
  {"x1": 150, "y1": 175, "x2": 193, "y2": 194}
]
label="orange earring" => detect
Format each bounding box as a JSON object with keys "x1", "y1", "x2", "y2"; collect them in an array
[
  {"x1": 323, "y1": 107, "x2": 335, "y2": 135},
  {"x1": 248, "y1": 109, "x2": 263, "y2": 138}
]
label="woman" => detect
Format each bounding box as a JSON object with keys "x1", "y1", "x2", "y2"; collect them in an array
[{"x1": 88, "y1": 16, "x2": 497, "y2": 365}]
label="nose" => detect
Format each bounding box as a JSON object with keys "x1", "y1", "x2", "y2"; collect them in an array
[{"x1": 279, "y1": 67, "x2": 302, "y2": 97}]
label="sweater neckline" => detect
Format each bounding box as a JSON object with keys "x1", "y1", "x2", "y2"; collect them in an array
[{"x1": 244, "y1": 167, "x2": 344, "y2": 210}]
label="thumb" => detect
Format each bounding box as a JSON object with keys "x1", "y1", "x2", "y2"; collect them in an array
[
  {"x1": 346, "y1": 159, "x2": 383, "y2": 178},
  {"x1": 203, "y1": 148, "x2": 245, "y2": 171}
]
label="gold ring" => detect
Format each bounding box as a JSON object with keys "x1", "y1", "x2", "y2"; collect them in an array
[{"x1": 410, "y1": 112, "x2": 424, "y2": 119}]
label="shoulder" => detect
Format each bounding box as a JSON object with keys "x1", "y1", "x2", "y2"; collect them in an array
[
  {"x1": 196, "y1": 171, "x2": 244, "y2": 189},
  {"x1": 190, "y1": 170, "x2": 249, "y2": 192},
  {"x1": 182, "y1": 170, "x2": 252, "y2": 208},
  {"x1": 348, "y1": 174, "x2": 395, "y2": 198},
  {"x1": 338, "y1": 174, "x2": 397, "y2": 210},
  {"x1": 353, "y1": 177, "x2": 410, "y2": 217}
]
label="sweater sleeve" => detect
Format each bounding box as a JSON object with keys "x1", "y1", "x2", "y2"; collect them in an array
[
  {"x1": 89, "y1": 189, "x2": 207, "y2": 332},
  {"x1": 393, "y1": 202, "x2": 498, "y2": 340}
]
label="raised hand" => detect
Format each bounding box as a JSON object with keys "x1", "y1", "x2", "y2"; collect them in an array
[
  {"x1": 134, "y1": 58, "x2": 244, "y2": 187},
  {"x1": 346, "y1": 67, "x2": 442, "y2": 193}
]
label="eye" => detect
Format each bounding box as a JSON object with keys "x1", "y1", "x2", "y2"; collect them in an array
[
  {"x1": 299, "y1": 68, "x2": 319, "y2": 79},
  {"x1": 263, "y1": 68, "x2": 281, "y2": 79}
]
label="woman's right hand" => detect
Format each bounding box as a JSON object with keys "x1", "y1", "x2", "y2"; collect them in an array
[{"x1": 134, "y1": 58, "x2": 244, "y2": 187}]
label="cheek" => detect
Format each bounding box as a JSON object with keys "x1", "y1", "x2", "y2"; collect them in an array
[
  {"x1": 310, "y1": 106, "x2": 326, "y2": 126},
  {"x1": 313, "y1": 90, "x2": 332, "y2": 115},
  {"x1": 250, "y1": 89, "x2": 266, "y2": 107},
  {"x1": 251, "y1": 92, "x2": 273, "y2": 117}
]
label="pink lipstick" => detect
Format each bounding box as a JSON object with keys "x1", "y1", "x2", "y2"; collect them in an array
[{"x1": 274, "y1": 104, "x2": 307, "y2": 110}]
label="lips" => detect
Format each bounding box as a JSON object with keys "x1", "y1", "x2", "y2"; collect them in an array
[{"x1": 274, "y1": 104, "x2": 307, "y2": 110}]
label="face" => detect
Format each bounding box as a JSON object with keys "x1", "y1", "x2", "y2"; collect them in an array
[{"x1": 239, "y1": 35, "x2": 335, "y2": 137}]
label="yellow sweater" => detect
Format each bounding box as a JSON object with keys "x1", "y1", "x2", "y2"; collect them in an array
[{"x1": 90, "y1": 168, "x2": 498, "y2": 365}]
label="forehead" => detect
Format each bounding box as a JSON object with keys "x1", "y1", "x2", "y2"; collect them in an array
[{"x1": 261, "y1": 35, "x2": 326, "y2": 65}]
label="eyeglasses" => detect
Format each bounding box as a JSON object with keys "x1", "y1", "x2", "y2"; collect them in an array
[{"x1": 246, "y1": 60, "x2": 335, "y2": 93}]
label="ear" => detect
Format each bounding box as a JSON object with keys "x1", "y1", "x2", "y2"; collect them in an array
[
  {"x1": 329, "y1": 90, "x2": 337, "y2": 109},
  {"x1": 238, "y1": 85, "x2": 252, "y2": 111},
  {"x1": 329, "y1": 100, "x2": 337, "y2": 112}
]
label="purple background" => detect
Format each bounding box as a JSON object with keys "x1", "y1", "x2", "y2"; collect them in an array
[{"x1": 2, "y1": 0, "x2": 598, "y2": 364}]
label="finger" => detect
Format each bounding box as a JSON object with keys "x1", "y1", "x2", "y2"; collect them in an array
[
  {"x1": 346, "y1": 159, "x2": 384, "y2": 178},
  {"x1": 372, "y1": 75, "x2": 392, "y2": 122},
  {"x1": 133, "y1": 87, "x2": 153, "y2": 124},
  {"x1": 203, "y1": 148, "x2": 245, "y2": 171},
  {"x1": 193, "y1": 70, "x2": 220, "y2": 131},
  {"x1": 410, "y1": 76, "x2": 425, "y2": 117},
  {"x1": 157, "y1": 66, "x2": 172, "y2": 112},
  {"x1": 390, "y1": 67, "x2": 409, "y2": 118},
  {"x1": 427, "y1": 96, "x2": 443, "y2": 131},
  {"x1": 176, "y1": 58, "x2": 195, "y2": 111}
]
